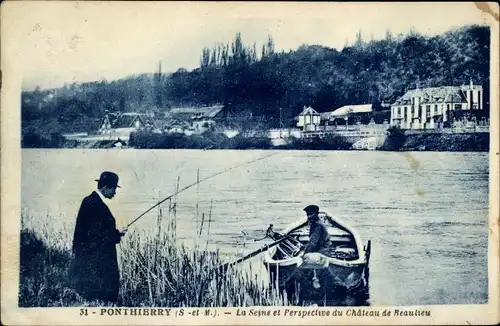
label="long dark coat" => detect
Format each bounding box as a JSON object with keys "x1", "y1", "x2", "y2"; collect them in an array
[{"x1": 69, "y1": 191, "x2": 122, "y2": 303}]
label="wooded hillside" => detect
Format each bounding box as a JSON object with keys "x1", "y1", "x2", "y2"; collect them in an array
[{"x1": 22, "y1": 24, "x2": 490, "y2": 138}]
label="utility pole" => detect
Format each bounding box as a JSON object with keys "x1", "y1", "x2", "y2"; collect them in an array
[
  {"x1": 279, "y1": 107, "x2": 283, "y2": 128},
  {"x1": 308, "y1": 82, "x2": 313, "y2": 107},
  {"x1": 155, "y1": 60, "x2": 162, "y2": 111}
]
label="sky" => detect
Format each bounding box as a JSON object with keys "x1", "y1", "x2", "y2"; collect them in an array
[{"x1": 1, "y1": 1, "x2": 492, "y2": 90}]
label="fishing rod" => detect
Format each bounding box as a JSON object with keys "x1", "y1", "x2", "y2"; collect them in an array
[{"x1": 125, "y1": 151, "x2": 281, "y2": 228}]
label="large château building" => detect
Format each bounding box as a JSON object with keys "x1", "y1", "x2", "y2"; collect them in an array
[{"x1": 390, "y1": 80, "x2": 483, "y2": 130}]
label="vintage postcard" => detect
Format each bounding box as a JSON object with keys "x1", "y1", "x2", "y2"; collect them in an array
[{"x1": 1, "y1": 1, "x2": 499, "y2": 325}]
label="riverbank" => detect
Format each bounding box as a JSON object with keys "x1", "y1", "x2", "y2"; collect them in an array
[
  {"x1": 401, "y1": 132, "x2": 489, "y2": 152},
  {"x1": 19, "y1": 212, "x2": 287, "y2": 307},
  {"x1": 379, "y1": 130, "x2": 489, "y2": 152},
  {"x1": 21, "y1": 130, "x2": 490, "y2": 152}
]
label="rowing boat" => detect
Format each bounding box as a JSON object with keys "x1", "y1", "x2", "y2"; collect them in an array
[{"x1": 262, "y1": 212, "x2": 371, "y2": 305}]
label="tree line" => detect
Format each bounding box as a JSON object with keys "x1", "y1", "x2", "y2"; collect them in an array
[{"x1": 22, "y1": 24, "x2": 490, "y2": 139}]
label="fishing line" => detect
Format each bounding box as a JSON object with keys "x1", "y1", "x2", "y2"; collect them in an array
[{"x1": 125, "y1": 151, "x2": 281, "y2": 228}]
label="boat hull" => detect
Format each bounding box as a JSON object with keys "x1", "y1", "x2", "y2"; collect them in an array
[
  {"x1": 266, "y1": 253, "x2": 369, "y2": 305},
  {"x1": 262, "y1": 213, "x2": 371, "y2": 305}
]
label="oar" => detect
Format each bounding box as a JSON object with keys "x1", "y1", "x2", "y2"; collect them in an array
[
  {"x1": 216, "y1": 220, "x2": 308, "y2": 273},
  {"x1": 218, "y1": 237, "x2": 290, "y2": 273}
]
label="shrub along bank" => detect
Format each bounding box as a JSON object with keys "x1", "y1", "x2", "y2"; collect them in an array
[
  {"x1": 379, "y1": 127, "x2": 489, "y2": 152},
  {"x1": 129, "y1": 131, "x2": 273, "y2": 150},
  {"x1": 278, "y1": 134, "x2": 353, "y2": 150},
  {"x1": 401, "y1": 132, "x2": 489, "y2": 152}
]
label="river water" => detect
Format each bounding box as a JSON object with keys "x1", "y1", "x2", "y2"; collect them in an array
[{"x1": 21, "y1": 149, "x2": 489, "y2": 306}]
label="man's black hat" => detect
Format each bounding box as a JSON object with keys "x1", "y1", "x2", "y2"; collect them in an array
[
  {"x1": 95, "y1": 171, "x2": 120, "y2": 188},
  {"x1": 303, "y1": 205, "x2": 319, "y2": 214}
]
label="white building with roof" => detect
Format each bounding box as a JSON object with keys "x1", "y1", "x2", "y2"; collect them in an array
[
  {"x1": 98, "y1": 112, "x2": 159, "y2": 140},
  {"x1": 330, "y1": 104, "x2": 373, "y2": 118},
  {"x1": 166, "y1": 105, "x2": 234, "y2": 133},
  {"x1": 296, "y1": 106, "x2": 321, "y2": 131},
  {"x1": 322, "y1": 104, "x2": 374, "y2": 127},
  {"x1": 296, "y1": 104, "x2": 379, "y2": 131},
  {"x1": 390, "y1": 80, "x2": 483, "y2": 130}
]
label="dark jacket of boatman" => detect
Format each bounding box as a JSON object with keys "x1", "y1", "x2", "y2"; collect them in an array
[
  {"x1": 70, "y1": 190, "x2": 123, "y2": 303},
  {"x1": 304, "y1": 219, "x2": 330, "y2": 253},
  {"x1": 303, "y1": 205, "x2": 330, "y2": 254}
]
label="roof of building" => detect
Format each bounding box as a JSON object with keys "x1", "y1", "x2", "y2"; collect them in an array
[
  {"x1": 392, "y1": 85, "x2": 482, "y2": 106},
  {"x1": 201, "y1": 105, "x2": 225, "y2": 118},
  {"x1": 298, "y1": 106, "x2": 320, "y2": 116},
  {"x1": 319, "y1": 111, "x2": 336, "y2": 120},
  {"x1": 112, "y1": 113, "x2": 143, "y2": 128},
  {"x1": 168, "y1": 105, "x2": 225, "y2": 119},
  {"x1": 104, "y1": 112, "x2": 158, "y2": 129},
  {"x1": 331, "y1": 104, "x2": 372, "y2": 117}
]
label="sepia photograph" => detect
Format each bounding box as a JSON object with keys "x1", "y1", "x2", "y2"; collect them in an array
[{"x1": 1, "y1": 1, "x2": 499, "y2": 325}]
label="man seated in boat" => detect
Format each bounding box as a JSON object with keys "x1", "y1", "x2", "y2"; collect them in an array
[{"x1": 302, "y1": 205, "x2": 330, "y2": 254}]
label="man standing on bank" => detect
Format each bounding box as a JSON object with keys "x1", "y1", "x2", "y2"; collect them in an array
[
  {"x1": 70, "y1": 171, "x2": 127, "y2": 304},
  {"x1": 302, "y1": 205, "x2": 329, "y2": 254}
]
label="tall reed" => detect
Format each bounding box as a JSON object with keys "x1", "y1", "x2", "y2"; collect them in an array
[{"x1": 19, "y1": 204, "x2": 286, "y2": 307}]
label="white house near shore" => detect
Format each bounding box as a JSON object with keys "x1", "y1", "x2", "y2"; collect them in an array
[
  {"x1": 98, "y1": 112, "x2": 159, "y2": 140},
  {"x1": 390, "y1": 80, "x2": 484, "y2": 130},
  {"x1": 296, "y1": 106, "x2": 321, "y2": 131},
  {"x1": 296, "y1": 104, "x2": 378, "y2": 131},
  {"x1": 329, "y1": 104, "x2": 373, "y2": 118},
  {"x1": 165, "y1": 105, "x2": 234, "y2": 133},
  {"x1": 325, "y1": 104, "x2": 374, "y2": 125}
]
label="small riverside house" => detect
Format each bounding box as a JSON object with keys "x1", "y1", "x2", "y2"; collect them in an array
[
  {"x1": 328, "y1": 104, "x2": 373, "y2": 126},
  {"x1": 296, "y1": 106, "x2": 321, "y2": 131},
  {"x1": 166, "y1": 105, "x2": 234, "y2": 133},
  {"x1": 390, "y1": 81, "x2": 484, "y2": 130},
  {"x1": 163, "y1": 119, "x2": 192, "y2": 134},
  {"x1": 99, "y1": 112, "x2": 159, "y2": 140}
]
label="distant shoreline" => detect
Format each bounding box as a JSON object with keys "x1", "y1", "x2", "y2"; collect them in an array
[{"x1": 21, "y1": 130, "x2": 489, "y2": 153}]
